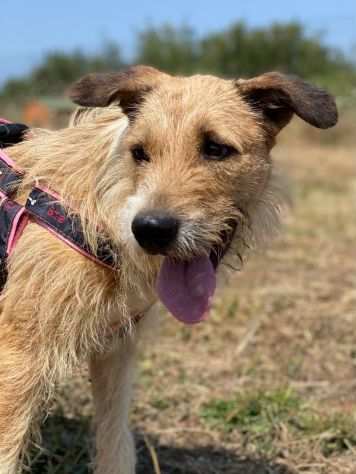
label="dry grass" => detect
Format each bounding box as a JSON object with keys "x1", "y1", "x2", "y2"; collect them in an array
[{"x1": 27, "y1": 111, "x2": 356, "y2": 473}]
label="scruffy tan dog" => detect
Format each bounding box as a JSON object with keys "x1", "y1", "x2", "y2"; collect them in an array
[{"x1": 0, "y1": 66, "x2": 337, "y2": 473}]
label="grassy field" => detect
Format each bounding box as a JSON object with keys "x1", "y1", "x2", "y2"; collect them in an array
[{"x1": 28, "y1": 110, "x2": 356, "y2": 473}]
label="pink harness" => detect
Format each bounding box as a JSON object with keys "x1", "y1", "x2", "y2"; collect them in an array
[
  {"x1": 0, "y1": 120, "x2": 117, "y2": 291},
  {"x1": 0, "y1": 150, "x2": 116, "y2": 259}
]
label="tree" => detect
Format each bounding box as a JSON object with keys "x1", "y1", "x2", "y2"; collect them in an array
[
  {"x1": 136, "y1": 24, "x2": 198, "y2": 74},
  {"x1": 0, "y1": 42, "x2": 124, "y2": 102}
]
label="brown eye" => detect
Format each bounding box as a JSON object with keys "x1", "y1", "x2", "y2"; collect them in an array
[
  {"x1": 131, "y1": 145, "x2": 150, "y2": 163},
  {"x1": 202, "y1": 138, "x2": 237, "y2": 161}
]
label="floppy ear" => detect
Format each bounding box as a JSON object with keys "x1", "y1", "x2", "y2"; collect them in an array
[
  {"x1": 68, "y1": 65, "x2": 168, "y2": 113},
  {"x1": 236, "y1": 72, "x2": 338, "y2": 132}
]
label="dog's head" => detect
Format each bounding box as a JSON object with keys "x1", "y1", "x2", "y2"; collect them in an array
[{"x1": 69, "y1": 66, "x2": 337, "y2": 323}]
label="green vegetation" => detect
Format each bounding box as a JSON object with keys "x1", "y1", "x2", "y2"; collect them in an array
[
  {"x1": 0, "y1": 42, "x2": 123, "y2": 102},
  {"x1": 1, "y1": 21, "x2": 355, "y2": 105},
  {"x1": 201, "y1": 388, "x2": 356, "y2": 457},
  {"x1": 201, "y1": 388, "x2": 302, "y2": 434},
  {"x1": 137, "y1": 22, "x2": 356, "y2": 94}
]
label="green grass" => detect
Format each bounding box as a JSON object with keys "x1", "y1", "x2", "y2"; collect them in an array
[
  {"x1": 201, "y1": 388, "x2": 356, "y2": 457},
  {"x1": 201, "y1": 388, "x2": 301, "y2": 436},
  {"x1": 306, "y1": 413, "x2": 356, "y2": 457}
]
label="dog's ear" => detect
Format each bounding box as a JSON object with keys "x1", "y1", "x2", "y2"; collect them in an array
[
  {"x1": 236, "y1": 72, "x2": 338, "y2": 133},
  {"x1": 68, "y1": 65, "x2": 168, "y2": 113}
]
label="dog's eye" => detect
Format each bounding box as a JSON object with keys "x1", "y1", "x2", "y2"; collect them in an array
[
  {"x1": 131, "y1": 145, "x2": 150, "y2": 163},
  {"x1": 202, "y1": 139, "x2": 236, "y2": 161}
]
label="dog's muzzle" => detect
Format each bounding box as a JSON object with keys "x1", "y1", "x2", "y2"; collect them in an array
[{"x1": 131, "y1": 209, "x2": 238, "y2": 325}]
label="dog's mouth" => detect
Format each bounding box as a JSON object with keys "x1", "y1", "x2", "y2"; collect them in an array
[{"x1": 156, "y1": 222, "x2": 237, "y2": 325}]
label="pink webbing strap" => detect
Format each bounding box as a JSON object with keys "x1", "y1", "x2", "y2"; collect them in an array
[
  {"x1": 6, "y1": 205, "x2": 28, "y2": 256},
  {"x1": 0, "y1": 150, "x2": 116, "y2": 271},
  {"x1": 0, "y1": 151, "x2": 28, "y2": 257},
  {"x1": 0, "y1": 195, "x2": 28, "y2": 259},
  {"x1": 25, "y1": 186, "x2": 117, "y2": 270},
  {"x1": 0, "y1": 148, "x2": 23, "y2": 171}
]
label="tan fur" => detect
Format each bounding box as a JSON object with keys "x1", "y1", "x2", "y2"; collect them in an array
[{"x1": 0, "y1": 67, "x2": 337, "y2": 473}]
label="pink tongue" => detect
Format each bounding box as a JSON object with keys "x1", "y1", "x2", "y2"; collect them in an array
[{"x1": 156, "y1": 256, "x2": 216, "y2": 324}]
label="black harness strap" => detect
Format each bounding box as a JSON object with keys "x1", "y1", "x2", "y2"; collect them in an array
[
  {"x1": 0, "y1": 146, "x2": 26, "y2": 288},
  {"x1": 0, "y1": 158, "x2": 24, "y2": 196},
  {"x1": 0, "y1": 123, "x2": 29, "y2": 148},
  {"x1": 25, "y1": 187, "x2": 117, "y2": 269},
  {"x1": 0, "y1": 198, "x2": 25, "y2": 289}
]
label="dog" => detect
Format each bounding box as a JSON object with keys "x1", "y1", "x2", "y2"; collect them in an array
[{"x1": 0, "y1": 66, "x2": 337, "y2": 473}]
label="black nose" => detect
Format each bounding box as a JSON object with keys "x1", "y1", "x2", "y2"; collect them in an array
[{"x1": 131, "y1": 211, "x2": 180, "y2": 254}]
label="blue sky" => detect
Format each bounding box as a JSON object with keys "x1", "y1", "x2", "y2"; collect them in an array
[{"x1": 2, "y1": 0, "x2": 355, "y2": 84}]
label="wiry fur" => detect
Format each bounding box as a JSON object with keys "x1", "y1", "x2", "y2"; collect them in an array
[{"x1": 0, "y1": 67, "x2": 337, "y2": 474}]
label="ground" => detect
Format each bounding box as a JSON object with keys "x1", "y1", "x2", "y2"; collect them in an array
[{"x1": 28, "y1": 111, "x2": 356, "y2": 474}]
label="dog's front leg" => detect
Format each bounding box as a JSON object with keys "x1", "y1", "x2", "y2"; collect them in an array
[
  {"x1": 90, "y1": 337, "x2": 138, "y2": 474},
  {"x1": 0, "y1": 327, "x2": 48, "y2": 474}
]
